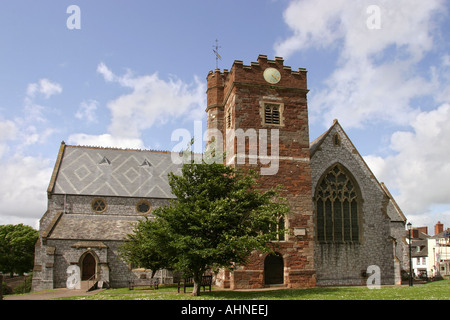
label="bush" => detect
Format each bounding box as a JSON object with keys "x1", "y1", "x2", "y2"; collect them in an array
[{"x1": 13, "y1": 275, "x2": 33, "y2": 294}]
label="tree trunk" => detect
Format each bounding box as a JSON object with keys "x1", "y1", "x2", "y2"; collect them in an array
[{"x1": 192, "y1": 273, "x2": 202, "y2": 296}]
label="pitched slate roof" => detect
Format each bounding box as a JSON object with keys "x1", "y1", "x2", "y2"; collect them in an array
[
  {"x1": 48, "y1": 142, "x2": 183, "y2": 198},
  {"x1": 47, "y1": 213, "x2": 140, "y2": 241}
]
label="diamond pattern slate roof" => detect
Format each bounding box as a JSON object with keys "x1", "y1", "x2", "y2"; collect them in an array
[{"x1": 51, "y1": 144, "x2": 183, "y2": 198}]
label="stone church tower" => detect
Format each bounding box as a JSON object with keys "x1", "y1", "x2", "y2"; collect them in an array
[{"x1": 206, "y1": 55, "x2": 316, "y2": 288}]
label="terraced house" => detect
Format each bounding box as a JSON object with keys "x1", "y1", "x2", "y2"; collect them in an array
[{"x1": 32, "y1": 55, "x2": 408, "y2": 292}]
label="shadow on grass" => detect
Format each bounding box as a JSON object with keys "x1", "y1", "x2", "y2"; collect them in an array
[
  {"x1": 182, "y1": 287, "x2": 345, "y2": 300},
  {"x1": 59, "y1": 280, "x2": 450, "y2": 300}
]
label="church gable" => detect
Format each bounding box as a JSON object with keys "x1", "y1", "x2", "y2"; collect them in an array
[
  {"x1": 310, "y1": 120, "x2": 401, "y2": 286},
  {"x1": 311, "y1": 120, "x2": 406, "y2": 226},
  {"x1": 310, "y1": 119, "x2": 384, "y2": 202}
]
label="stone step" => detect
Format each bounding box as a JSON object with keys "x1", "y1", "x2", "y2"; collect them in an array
[{"x1": 80, "y1": 280, "x2": 97, "y2": 291}]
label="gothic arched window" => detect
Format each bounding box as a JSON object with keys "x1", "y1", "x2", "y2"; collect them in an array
[{"x1": 315, "y1": 164, "x2": 360, "y2": 243}]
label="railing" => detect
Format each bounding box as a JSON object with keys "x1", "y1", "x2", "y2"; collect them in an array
[
  {"x1": 86, "y1": 272, "x2": 109, "y2": 292},
  {"x1": 86, "y1": 272, "x2": 99, "y2": 292}
]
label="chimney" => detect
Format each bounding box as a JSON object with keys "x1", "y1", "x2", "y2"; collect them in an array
[
  {"x1": 417, "y1": 226, "x2": 428, "y2": 235},
  {"x1": 412, "y1": 229, "x2": 419, "y2": 239},
  {"x1": 435, "y1": 221, "x2": 444, "y2": 235}
]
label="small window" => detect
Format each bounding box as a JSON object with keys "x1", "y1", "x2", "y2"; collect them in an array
[
  {"x1": 264, "y1": 104, "x2": 280, "y2": 125},
  {"x1": 268, "y1": 215, "x2": 285, "y2": 241},
  {"x1": 136, "y1": 200, "x2": 151, "y2": 214},
  {"x1": 260, "y1": 102, "x2": 284, "y2": 126},
  {"x1": 333, "y1": 133, "x2": 341, "y2": 146},
  {"x1": 91, "y1": 198, "x2": 107, "y2": 213}
]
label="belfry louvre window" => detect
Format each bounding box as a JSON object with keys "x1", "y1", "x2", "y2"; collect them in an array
[
  {"x1": 264, "y1": 104, "x2": 281, "y2": 125},
  {"x1": 226, "y1": 109, "x2": 232, "y2": 128},
  {"x1": 315, "y1": 164, "x2": 360, "y2": 243}
]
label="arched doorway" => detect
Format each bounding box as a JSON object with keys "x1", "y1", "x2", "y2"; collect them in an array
[
  {"x1": 264, "y1": 253, "x2": 284, "y2": 285},
  {"x1": 81, "y1": 252, "x2": 96, "y2": 281}
]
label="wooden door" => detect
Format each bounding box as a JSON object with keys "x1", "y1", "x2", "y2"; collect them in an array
[
  {"x1": 264, "y1": 253, "x2": 284, "y2": 285},
  {"x1": 82, "y1": 253, "x2": 96, "y2": 280}
]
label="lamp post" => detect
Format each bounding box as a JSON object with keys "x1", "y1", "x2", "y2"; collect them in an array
[{"x1": 407, "y1": 222, "x2": 413, "y2": 287}]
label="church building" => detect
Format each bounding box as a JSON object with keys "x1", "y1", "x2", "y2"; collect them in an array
[{"x1": 32, "y1": 55, "x2": 408, "y2": 292}]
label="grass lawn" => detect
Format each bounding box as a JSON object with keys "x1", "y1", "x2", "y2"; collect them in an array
[{"x1": 57, "y1": 280, "x2": 450, "y2": 300}]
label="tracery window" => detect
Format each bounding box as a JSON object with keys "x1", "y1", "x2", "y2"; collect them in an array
[
  {"x1": 91, "y1": 198, "x2": 107, "y2": 213},
  {"x1": 315, "y1": 164, "x2": 360, "y2": 243},
  {"x1": 136, "y1": 200, "x2": 152, "y2": 214}
]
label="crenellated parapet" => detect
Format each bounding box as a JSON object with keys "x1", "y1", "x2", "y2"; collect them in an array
[{"x1": 207, "y1": 55, "x2": 308, "y2": 112}]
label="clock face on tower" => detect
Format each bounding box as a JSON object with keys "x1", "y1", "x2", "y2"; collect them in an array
[{"x1": 263, "y1": 67, "x2": 281, "y2": 84}]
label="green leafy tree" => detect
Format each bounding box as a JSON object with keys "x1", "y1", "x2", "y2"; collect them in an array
[
  {"x1": 121, "y1": 159, "x2": 288, "y2": 296},
  {"x1": 0, "y1": 224, "x2": 38, "y2": 277},
  {"x1": 122, "y1": 156, "x2": 288, "y2": 295}
]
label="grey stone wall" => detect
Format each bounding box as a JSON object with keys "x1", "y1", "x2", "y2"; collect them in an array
[
  {"x1": 47, "y1": 194, "x2": 169, "y2": 217},
  {"x1": 32, "y1": 194, "x2": 173, "y2": 292},
  {"x1": 311, "y1": 123, "x2": 396, "y2": 286},
  {"x1": 40, "y1": 239, "x2": 133, "y2": 289}
]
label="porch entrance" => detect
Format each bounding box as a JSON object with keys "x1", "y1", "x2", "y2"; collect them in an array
[
  {"x1": 264, "y1": 253, "x2": 284, "y2": 285},
  {"x1": 81, "y1": 253, "x2": 96, "y2": 281}
]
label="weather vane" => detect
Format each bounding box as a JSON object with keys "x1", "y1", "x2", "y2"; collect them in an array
[{"x1": 212, "y1": 39, "x2": 222, "y2": 69}]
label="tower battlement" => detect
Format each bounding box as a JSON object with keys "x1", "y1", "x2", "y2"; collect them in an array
[
  {"x1": 207, "y1": 54, "x2": 307, "y2": 96},
  {"x1": 207, "y1": 55, "x2": 307, "y2": 112}
]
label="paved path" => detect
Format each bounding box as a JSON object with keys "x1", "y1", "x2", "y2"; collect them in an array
[{"x1": 3, "y1": 288, "x2": 105, "y2": 300}]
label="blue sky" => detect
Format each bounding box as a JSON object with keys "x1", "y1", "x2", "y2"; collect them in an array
[{"x1": 0, "y1": 0, "x2": 449, "y2": 232}]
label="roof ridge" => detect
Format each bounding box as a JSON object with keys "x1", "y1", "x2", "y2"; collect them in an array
[
  {"x1": 65, "y1": 143, "x2": 174, "y2": 154},
  {"x1": 65, "y1": 143, "x2": 204, "y2": 156}
]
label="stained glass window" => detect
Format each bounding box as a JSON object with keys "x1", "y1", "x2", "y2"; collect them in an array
[{"x1": 315, "y1": 164, "x2": 360, "y2": 242}]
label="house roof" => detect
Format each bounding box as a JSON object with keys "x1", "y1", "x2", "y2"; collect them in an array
[
  {"x1": 431, "y1": 228, "x2": 450, "y2": 239},
  {"x1": 48, "y1": 142, "x2": 183, "y2": 199}
]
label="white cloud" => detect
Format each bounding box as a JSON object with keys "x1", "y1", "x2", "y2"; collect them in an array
[
  {"x1": 0, "y1": 119, "x2": 18, "y2": 158},
  {"x1": 14, "y1": 78, "x2": 63, "y2": 148},
  {"x1": 67, "y1": 133, "x2": 145, "y2": 150},
  {"x1": 0, "y1": 119, "x2": 18, "y2": 142},
  {"x1": 0, "y1": 154, "x2": 53, "y2": 227},
  {"x1": 97, "y1": 64, "x2": 206, "y2": 139},
  {"x1": 97, "y1": 62, "x2": 116, "y2": 82},
  {"x1": 310, "y1": 58, "x2": 433, "y2": 128},
  {"x1": 275, "y1": 0, "x2": 446, "y2": 128},
  {"x1": 65, "y1": 63, "x2": 207, "y2": 149},
  {"x1": 0, "y1": 79, "x2": 61, "y2": 227},
  {"x1": 365, "y1": 104, "x2": 450, "y2": 218},
  {"x1": 443, "y1": 54, "x2": 450, "y2": 67},
  {"x1": 275, "y1": 0, "x2": 443, "y2": 61},
  {"x1": 275, "y1": 0, "x2": 348, "y2": 57},
  {"x1": 277, "y1": 0, "x2": 449, "y2": 230},
  {"x1": 75, "y1": 99, "x2": 99, "y2": 123},
  {"x1": 26, "y1": 78, "x2": 62, "y2": 99}
]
